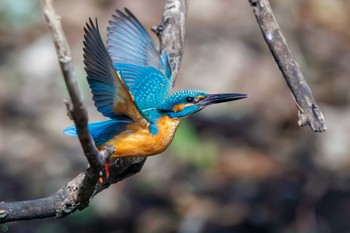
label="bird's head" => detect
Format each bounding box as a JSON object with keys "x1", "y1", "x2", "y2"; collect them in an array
[{"x1": 158, "y1": 90, "x2": 247, "y2": 119}]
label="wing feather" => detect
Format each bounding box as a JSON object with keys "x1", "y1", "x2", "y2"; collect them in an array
[
  {"x1": 106, "y1": 9, "x2": 173, "y2": 117},
  {"x1": 83, "y1": 18, "x2": 145, "y2": 123}
]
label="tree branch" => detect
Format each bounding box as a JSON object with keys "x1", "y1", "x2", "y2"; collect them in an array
[
  {"x1": 0, "y1": 0, "x2": 188, "y2": 223},
  {"x1": 40, "y1": 0, "x2": 106, "y2": 208},
  {"x1": 248, "y1": 0, "x2": 326, "y2": 132},
  {"x1": 152, "y1": 0, "x2": 189, "y2": 85},
  {"x1": 0, "y1": 158, "x2": 146, "y2": 223}
]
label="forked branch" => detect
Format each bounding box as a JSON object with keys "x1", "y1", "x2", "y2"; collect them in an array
[{"x1": 153, "y1": 0, "x2": 189, "y2": 85}]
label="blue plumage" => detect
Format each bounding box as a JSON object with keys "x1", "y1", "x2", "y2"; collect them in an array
[
  {"x1": 107, "y1": 9, "x2": 172, "y2": 81},
  {"x1": 64, "y1": 119, "x2": 131, "y2": 146},
  {"x1": 117, "y1": 63, "x2": 171, "y2": 119},
  {"x1": 83, "y1": 18, "x2": 125, "y2": 119},
  {"x1": 64, "y1": 9, "x2": 247, "y2": 152},
  {"x1": 158, "y1": 90, "x2": 208, "y2": 118}
]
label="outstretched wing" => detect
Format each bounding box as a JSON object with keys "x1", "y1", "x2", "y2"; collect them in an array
[
  {"x1": 107, "y1": 9, "x2": 172, "y2": 110},
  {"x1": 107, "y1": 8, "x2": 172, "y2": 79},
  {"x1": 83, "y1": 18, "x2": 146, "y2": 123}
]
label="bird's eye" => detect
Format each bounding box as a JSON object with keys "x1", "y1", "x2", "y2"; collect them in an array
[{"x1": 186, "y1": 97, "x2": 194, "y2": 103}]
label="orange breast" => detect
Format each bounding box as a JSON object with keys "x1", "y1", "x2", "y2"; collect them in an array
[{"x1": 102, "y1": 116, "x2": 180, "y2": 158}]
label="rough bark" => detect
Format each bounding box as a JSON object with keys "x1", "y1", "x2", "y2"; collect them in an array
[{"x1": 248, "y1": 0, "x2": 326, "y2": 132}]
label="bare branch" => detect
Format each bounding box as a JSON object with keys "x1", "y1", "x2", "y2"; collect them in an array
[
  {"x1": 0, "y1": 158, "x2": 146, "y2": 223},
  {"x1": 0, "y1": 0, "x2": 145, "y2": 223},
  {"x1": 41, "y1": 0, "x2": 101, "y2": 170},
  {"x1": 40, "y1": 0, "x2": 104, "y2": 208},
  {"x1": 152, "y1": 0, "x2": 189, "y2": 84},
  {"x1": 248, "y1": 0, "x2": 326, "y2": 132}
]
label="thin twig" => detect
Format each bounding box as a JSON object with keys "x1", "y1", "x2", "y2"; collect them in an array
[
  {"x1": 41, "y1": 0, "x2": 101, "y2": 169},
  {"x1": 152, "y1": 0, "x2": 189, "y2": 86},
  {"x1": 248, "y1": 0, "x2": 326, "y2": 132},
  {"x1": 0, "y1": 0, "x2": 188, "y2": 223}
]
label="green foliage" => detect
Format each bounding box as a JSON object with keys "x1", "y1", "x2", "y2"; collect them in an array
[
  {"x1": 67, "y1": 205, "x2": 98, "y2": 225},
  {"x1": 1, "y1": 225, "x2": 8, "y2": 233},
  {"x1": 170, "y1": 121, "x2": 218, "y2": 169},
  {"x1": 0, "y1": 0, "x2": 40, "y2": 30}
]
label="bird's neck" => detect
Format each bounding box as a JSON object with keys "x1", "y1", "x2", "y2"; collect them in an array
[
  {"x1": 143, "y1": 108, "x2": 163, "y2": 124},
  {"x1": 143, "y1": 108, "x2": 180, "y2": 135},
  {"x1": 154, "y1": 115, "x2": 181, "y2": 139}
]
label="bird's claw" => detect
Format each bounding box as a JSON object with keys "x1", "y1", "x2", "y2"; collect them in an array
[{"x1": 97, "y1": 145, "x2": 115, "y2": 182}]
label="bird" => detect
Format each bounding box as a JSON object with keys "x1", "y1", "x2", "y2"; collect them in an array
[{"x1": 64, "y1": 9, "x2": 247, "y2": 174}]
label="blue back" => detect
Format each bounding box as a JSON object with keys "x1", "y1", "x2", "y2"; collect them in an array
[{"x1": 117, "y1": 63, "x2": 171, "y2": 121}]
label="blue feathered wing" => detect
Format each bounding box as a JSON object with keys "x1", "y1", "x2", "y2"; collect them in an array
[
  {"x1": 83, "y1": 18, "x2": 147, "y2": 123},
  {"x1": 107, "y1": 9, "x2": 173, "y2": 117}
]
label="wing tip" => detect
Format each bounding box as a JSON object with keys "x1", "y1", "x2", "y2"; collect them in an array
[
  {"x1": 83, "y1": 17, "x2": 99, "y2": 42},
  {"x1": 85, "y1": 17, "x2": 97, "y2": 30},
  {"x1": 109, "y1": 7, "x2": 142, "y2": 30}
]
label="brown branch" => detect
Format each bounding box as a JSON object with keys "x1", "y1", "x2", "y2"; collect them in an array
[
  {"x1": 248, "y1": 0, "x2": 326, "y2": 132},
  {"x1": 152, "y1": 0, "x2": 189, "y2": 85},
  {"x1": 0, "y1": 0, "x2": 188, "y2": 223},
  {"x1": 41, "y1": 0, "x2": 100, "y2": 168},
  {"x1": 0, "y1": 158, "x2": 146, "y2": 223},
  {"x1": 41, "y1": 0, "x2": 103, "y2": 208}
]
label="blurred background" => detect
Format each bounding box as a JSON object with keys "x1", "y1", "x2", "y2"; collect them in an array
[{"x1": 0, "y1": 0, "x2": 349, "y2": 232}]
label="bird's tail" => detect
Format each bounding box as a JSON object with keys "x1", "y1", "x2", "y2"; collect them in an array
[
  {"x1": 63, "y1": 125, "x2": 79, "y2": 136},
  {"x1": 63, "y1": 119, "x2": 132, "y2": 146}
]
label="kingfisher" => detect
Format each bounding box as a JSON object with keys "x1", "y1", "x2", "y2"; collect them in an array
[{"x1": 64, "y1": 9, "x2": 247, "y2": 173}]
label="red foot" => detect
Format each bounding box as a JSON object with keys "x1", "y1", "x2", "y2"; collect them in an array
[{"x1": 105, "y1": 162, "x2": 111, "y2": 178}]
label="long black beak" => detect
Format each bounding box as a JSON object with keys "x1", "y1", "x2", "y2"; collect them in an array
[{"x1": 199, "y1": 93, "x2": 248, "y2": 107}]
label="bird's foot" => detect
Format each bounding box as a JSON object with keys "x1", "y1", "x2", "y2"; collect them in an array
[
  {"x1": 105, "y1": 161, "x2": 110, "y2": 178},
  {"x1": 98, "y1": 162, "x2": 111, "y2": 183},
  {"x1": 97, "y1": 145, "x2": 115, "y2": 183}
]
